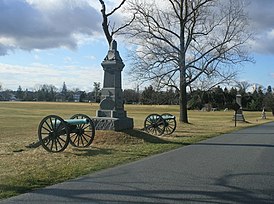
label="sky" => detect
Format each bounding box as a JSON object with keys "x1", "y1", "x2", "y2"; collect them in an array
[{"x1": 0, "y1": 0, "x2": 274, "y2": 92}]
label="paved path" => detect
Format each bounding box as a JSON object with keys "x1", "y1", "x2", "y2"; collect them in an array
[{"x1": 2, "y1": 122, "x2": 274, "y2": 203}]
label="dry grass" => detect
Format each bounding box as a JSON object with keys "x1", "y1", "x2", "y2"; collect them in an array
[{"x1": 0, "y1": 102, "x2": 273, "y2": 199}]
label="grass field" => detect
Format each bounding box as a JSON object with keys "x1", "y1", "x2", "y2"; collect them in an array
[{"x1": 0, "y1": 101, "x2": 273, "y2": 199}]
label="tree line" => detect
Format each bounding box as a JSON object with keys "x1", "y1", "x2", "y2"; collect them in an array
[
  {"x1": 124, "y1": 84, "x2": 274, "y2": 114},
  {"x1": 0, "y1": 82, "x2": 101, "y2": 103},
  {"x1": 1, "y1": 81, "x2": 274, "y2": 114}
]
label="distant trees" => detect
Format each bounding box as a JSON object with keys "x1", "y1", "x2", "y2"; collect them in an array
[
  {"x1": 264, "y1": 86, "x2": 274, "y2": 115},
  {"x1": 93, "y1": 82, "x2": 101, "y2": 103},
  {"x1": 123, "y1": 84, "x2": 274, "y2": 111},
  {"x1": 36, "y1": 84, "x2": 58, "y2": 101},
  {"x1": 61, "y1": 82, "x2": 68, "y2": 95},
  {"x1": 236, "y1": 81, "x2": 252, "y2": 95},
  {"x1": 0, "y1": 82, "x2": 102, "y2": 102},
  {"x1": 16, "y1": 86, "x2": 24, "y2": 100},
  {"x1": 124, "y1": 89, "x2": 140, "y2": 104},
  {"x1": 185, "y1": 83, "x2": 274, "y2": 113},
  {"x1": 131, "y1": 83, "x2": 273, "y2": 112},
  {"x1": 139, "y1": 85, "x2": 178, "y2": 105},
  {"x1": 1, "y1": 81, "x2": 274, "y2": 114}
]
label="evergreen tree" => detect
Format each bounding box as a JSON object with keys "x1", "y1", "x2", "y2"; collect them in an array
[
  {"x1": 93, "y1": 82, "x2": 101, "y2": 102},
  {"x1": 61, "y1": 82, "x2": 67, "y2": 94},
  {"x1": 16, "y1": 85, "x2": 23, "y2": 100},
  {"x1": 266, "y1": 85, "x2": 272, "y2": 94},
  {"x1": 141, "y1": 85, "x2": 156, "y2": 105},
  {"x1": 264, "y1": 85, "x2": 274, "y2": 115}
]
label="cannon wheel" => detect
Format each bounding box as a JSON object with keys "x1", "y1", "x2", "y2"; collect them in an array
[
  {"x1": 161, "y1": 113, "x2": 176, "y2": 135},
  {"x1": 69, "y1": 114, "x2": 95, "y2": 148},
  {"x1": 144, "y1": 114, "x2": 165, "y2": 136},
  {"x1": 38, "y1": 115, "x2": 70, "y2": 153}
]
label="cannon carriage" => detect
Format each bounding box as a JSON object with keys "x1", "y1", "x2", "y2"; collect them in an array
[
  {"x1": 143, "y1": 113, "x2": 177, "y2": 136},
  {"x1": 38, "y1": 114, "x2": 95, "y2": 153},
  {"x1": 34, "y1": 112, "x2": 176, "y2": 152}
]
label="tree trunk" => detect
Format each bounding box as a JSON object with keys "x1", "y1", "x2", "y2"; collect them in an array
[
  {"x1": 179, "y1": 3, "x2": 188, "y2": 124},
  {"x1": 99, "y1": 0, "x2": 112, "y2": 45},
  {"x1": 179, "y1": 84, "x2": 188, "y2": 123},
  {"x1": 179, "y1": 65, "x2": 189, "y2": 123}
]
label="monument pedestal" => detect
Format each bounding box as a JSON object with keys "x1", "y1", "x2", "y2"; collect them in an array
[
  {"x1": 94, "y1": 40, "x2": 134, "y2": 131},
  {"x1": 233, "y1": 113, "x2": 245, "y2": 122},
  {"x1": 232, "y1": 94, "x2": 245, "y2": 122},
  {"x1": 92, "y1": 117, "x2": 133, "y2": 131}
]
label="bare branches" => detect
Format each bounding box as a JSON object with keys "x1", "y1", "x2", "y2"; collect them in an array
[
  {"x1": 99, "y1": 0, "x2": 112, "y2": 44},
  {"x1": 122, "y1": 0, "x2": 252, "y2": 122},
  {"x1": 98, "y1": 0, "x2": 128, "y2": 45},
  {"x1": 107, "y1": 0, "x2": 126, "y2": 17}
]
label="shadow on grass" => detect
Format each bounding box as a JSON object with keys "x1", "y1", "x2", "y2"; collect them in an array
[
  {"x1": 72, "y1": 147, "x2": 114, "y2": 157},
  {"x1": 0, "y1": 184, "x2": 32, "y2": 200},
  {"x1": 71, "y1": 129, "x2": 192, "y2": 157},
  {"x1": 122, "y1": 129, "x2": 191, "y2": 145}
]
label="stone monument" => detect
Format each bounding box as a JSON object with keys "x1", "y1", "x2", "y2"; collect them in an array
[
  {"x1": 233, "y1": 94, "x2": 245, "y2": 122},
  {"x1": 93, "y1": 40, "x2": 134, "y2": 131},
  {"x1": 261, "y1": 107, "x2": 266, "y2": 119}
]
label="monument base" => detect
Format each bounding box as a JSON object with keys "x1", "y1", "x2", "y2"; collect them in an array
[
  {"x1": 233, "y1": 114, "x2": 245, "y2": 122},
  {"x1": 96, "y1": 109, "x2": 127, "y2": 118},
  {"x1": 92, "y1": 117, "x2": 134, "y2": 131}
]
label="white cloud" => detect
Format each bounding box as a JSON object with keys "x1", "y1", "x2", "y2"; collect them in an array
[
  {"x1": 0, "y1": 63, "x2": 103, "y2": 91},
  {"x1": 64, "y1": 57, "x2": 73, "y2": 63},
  {"x1": 1, "y1": 0, "x2": 274, "y2": 57},
  {"x1": 267, "y1": 29, "x2": 274, "y2": 40},
  {"x1": 248, "y1": 0, "x2": 274, "y2": 54},
  {"x1": 250, "y1": 31, "x2": 274, "y2": 54},
  {"x1": 0, "y1": 0, "x2": 101, "y2": 55},
  {"x1": 85, "y1": 55, "x2": 96, "y2": 61}
]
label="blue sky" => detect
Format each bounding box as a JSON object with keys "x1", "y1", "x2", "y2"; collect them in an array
[{"x1": 0, "y1": 0, "x2": 274, "y2": 92}]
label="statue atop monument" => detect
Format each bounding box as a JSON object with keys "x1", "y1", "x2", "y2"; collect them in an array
[{"x1": 104, "y1": 40, "x2": 122, "y2": 62}]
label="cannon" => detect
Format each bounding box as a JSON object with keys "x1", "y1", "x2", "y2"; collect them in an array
[
  {"x1": 144, "y1": 113, "x2": 176, "y2": 136},
  {"x1": 37, "y1": 114, "x2": 95, "y2": 153}
]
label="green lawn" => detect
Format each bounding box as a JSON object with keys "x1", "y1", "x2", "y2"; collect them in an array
[{"x1": 0, "y1": 102, "x2": 273, "y2": 199}]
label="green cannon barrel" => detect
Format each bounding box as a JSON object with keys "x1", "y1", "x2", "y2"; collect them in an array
[
  {"x1": 162, "y1": 115, "x2": 176, "y2": 120},
  {"x1": 54, "y1": 118, "x2": 90, "y2": 126},
  {"x1": 64, "y1": 119, "x2": 90, "y2": 125}
]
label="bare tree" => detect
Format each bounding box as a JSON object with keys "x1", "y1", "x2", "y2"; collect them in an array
[
  {"x1": 99, "y1": 0, "x2": 135, "y2": 45},
  {"x1": 235, "y1": 81, "x2": 252, "y2": 94},
  {"x1": 124, "y1": 0, "x2": 253, "y2": 123}
]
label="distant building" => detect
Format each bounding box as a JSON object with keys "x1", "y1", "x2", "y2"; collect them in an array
[
  {"x1": 10, "y1": 94, "x2": 17, "y2": 101},
  {"x1": 73, "y1": 92, "x2": 81, "y2": 102},
  {"x1": 55, "y1": 93, "x2": 66, "y2": 102}
]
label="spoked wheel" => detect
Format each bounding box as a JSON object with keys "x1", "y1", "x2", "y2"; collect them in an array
[
  {"x1": 161, "y1": 113, "x2": 176, "y2": 135},
  {"x1": 38, "y1": 115, "x2": 69, "y2": 153},
  {"x1": 144, "y1": 114, "x2": 165, "y2": 136},
  {"x1": 69, "y1": 114, "x2": 95, "y2": 147}
]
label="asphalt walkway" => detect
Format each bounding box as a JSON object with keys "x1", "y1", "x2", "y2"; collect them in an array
[{"x1": 1, "y1": 122, "x2": 274, "y2": 203}]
